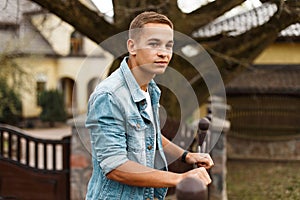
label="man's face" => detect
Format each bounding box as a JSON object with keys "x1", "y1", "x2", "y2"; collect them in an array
[{"x1": 129, "y1": 23, "x2": 174, "y2": 75}]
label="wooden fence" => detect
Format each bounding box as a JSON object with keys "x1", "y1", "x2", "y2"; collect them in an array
[{"x1": 0, "y1": 124, "x2": 71, "y2": 200}]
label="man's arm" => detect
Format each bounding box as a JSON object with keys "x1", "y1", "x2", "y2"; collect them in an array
[
  {"x1": 107, "y1": 160, "x2": 211, "y2": 187},
  {"x1": 106, "y1": 136, "x2": 213, "y2": 187},
  {"x1": 106, "y1": 135, "x2": 213, "y2": 187},
  {"x1": 161, "y1": 135, "x2": 186, "y2": 161},
  {"x1": 161, "y1": 135, "x2": 214, "y2": 169}
]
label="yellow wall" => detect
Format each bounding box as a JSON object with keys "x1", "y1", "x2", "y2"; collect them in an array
[
  {"x1": 254, "y1": 43, "x2": 300, "y2": 64},
  {"x1": 16, "y1": 56, "x2": 59, "y2": 118},
  {"x1": 57, "y1": 56, "x2": 113, "y2": 115},
  {"x1": 16, "y1": 55, "x2": 113, "y2": 118}
]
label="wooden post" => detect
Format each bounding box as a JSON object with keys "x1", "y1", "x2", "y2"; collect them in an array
[
  {"x1": 62, "y1": 136, "x2": 71, "y2": 200},
  {"x1": 176, "y1": 176, "x2": 208, "y2": 200}
]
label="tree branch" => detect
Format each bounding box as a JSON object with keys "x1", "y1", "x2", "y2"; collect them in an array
[
  {"x1": 174, "y1": 0, "x2": 246, "y2": 34},
  {"x1": 31, "y1": 0, "x2": 123, "y2": 55},
  {"x1": 113, "y1": 0, "x2": 171, "y2": 28},
  {"x1": 209, "y1": 2, "x2": 299, "y2": 63}
]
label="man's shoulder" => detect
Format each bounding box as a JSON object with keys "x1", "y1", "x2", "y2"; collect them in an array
[
  {"x1": 97, "y1": 69, "x2": 124, "y2": 92},
  {"x1": 91, "y1": 69, "x2": 131, "y2": 101}
]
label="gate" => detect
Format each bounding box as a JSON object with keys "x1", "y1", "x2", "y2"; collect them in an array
[{"x1": 0, "y1": 124, "x2": 71, "y2": 200}]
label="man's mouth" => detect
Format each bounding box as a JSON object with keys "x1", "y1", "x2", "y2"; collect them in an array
[{"x1": 154, "y1": 61, "x2": 168, "y2": 65}]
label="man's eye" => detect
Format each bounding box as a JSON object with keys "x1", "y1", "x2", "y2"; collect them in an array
[
  {"x1": 166, "y1": 44, "x2": 173, "y2": 49},
  {"x1": 149, "y1": 43, "x2": 159, "y2": 47}
]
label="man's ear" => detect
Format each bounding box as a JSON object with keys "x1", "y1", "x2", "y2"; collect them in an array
[{"x1": 127, "y1": 39, "x2": 136, "y2": 56}]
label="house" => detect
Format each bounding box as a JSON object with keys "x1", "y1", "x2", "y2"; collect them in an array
[
  {"x1": 225, "y1": 39, "x2": 300, "y2": 159},
  {"x1": 196, "y1": 2, "x2": 300, "y2": 160},
  {"x1": 0, "y1": 0, "x2": 113, "y2": 125}
]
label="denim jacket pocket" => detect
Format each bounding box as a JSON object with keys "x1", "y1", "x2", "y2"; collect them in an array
[
  {"x1": 127, "y1": 117, "x2": 147, "y2": 131},
  {"x1": 126, "y1": 118, "x2": 147, "y2": 164}
]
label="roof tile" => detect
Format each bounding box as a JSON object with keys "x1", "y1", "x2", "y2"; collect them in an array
[
  {"x1": 226, "y1": 65, "x2": 300, "y2": 94},
  {"x1": 194, "y1": 3, "x2": 299, "y2": 38}
]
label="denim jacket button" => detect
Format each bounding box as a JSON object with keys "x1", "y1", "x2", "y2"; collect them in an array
[{"x1": 147, "y1": 145, "x2": 153, "y2": 150}]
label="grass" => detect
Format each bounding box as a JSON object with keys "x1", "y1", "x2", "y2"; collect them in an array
[{"x1": 227, "y1": 160, "x2": 300, "y2": 200}]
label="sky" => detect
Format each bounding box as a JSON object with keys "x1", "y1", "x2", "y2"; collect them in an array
[{"x1": 91, "y1": 0, "x2": 262, "y2": 18}]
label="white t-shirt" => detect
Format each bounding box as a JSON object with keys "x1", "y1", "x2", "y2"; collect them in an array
[
  {"x1": 141, "y1": 90, "x2": 154, "y2": 122},
  {"x1": 141, "y1": 89, "x2": 156, "y2": 150}
]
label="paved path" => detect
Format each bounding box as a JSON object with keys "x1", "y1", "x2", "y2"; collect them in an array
[{"x1": 23, "y1": 124, "x2": 72, "y2": 140}]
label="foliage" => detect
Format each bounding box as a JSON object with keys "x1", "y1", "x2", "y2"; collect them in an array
[
  {"x1": 38, "y1": 89, "x2": 67, "y2": 127},
  {"x1": 0, "y1": 79, "x2": 22, "y2": 125},
  {"x1": 0, "y1": 54, "x2": 32, "y2": 92},
  {"x1": 0, "y1": 54, "x2": 32, "y2": 125}
]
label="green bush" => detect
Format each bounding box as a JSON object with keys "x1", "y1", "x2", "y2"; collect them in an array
[
  {"x1": 0, "y1": 79, "x2": 22, "y2": 125},
  {"x1": 38, "y1": 89, "x2": 67, "y2": 127}
]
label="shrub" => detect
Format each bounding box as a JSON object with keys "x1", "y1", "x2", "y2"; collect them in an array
[
  {"x1": 0, "y1": 79, "x2": 22, "y2": 125},
  {"x1": 38, "y1": 89, "x2": 67, "y2": 127}
]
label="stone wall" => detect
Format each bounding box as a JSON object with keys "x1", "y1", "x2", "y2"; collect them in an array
[
  {"x1": 210, "y1": 129, "x2": 227, "y2": 200},
  {"x1": 68, "y1": 116, "x2": 92, "y2": 200},
  {"x1": 227, "y1": 134, "x2": 300, "y2": 161},
  {"x1": 207, "y1": 96, "x2": 230, "y2": 200}
]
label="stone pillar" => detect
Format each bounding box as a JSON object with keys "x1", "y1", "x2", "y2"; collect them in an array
[
  {"x1": 209, "y1": 128, "x2": 228, "y2": 200},
  {"x1": 68, "y1": 115, "x2": 92, "y2": 200},
  {"x1": 207, "y1": 96, "x2": 230, "y2": 200}
]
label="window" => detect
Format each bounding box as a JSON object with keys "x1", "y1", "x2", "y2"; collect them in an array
[
  {"x1": 36, "y1": 73, "x2": 47, "y2": 105},
  {"x1": 70, "y1": 31, "x2": 83, "y2": 55}
]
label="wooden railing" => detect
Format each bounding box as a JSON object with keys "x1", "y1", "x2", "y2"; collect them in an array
[
  {"x1": 175, "y1": 117, "x2": 211, "y2": 200},
  {"x1": 0, "y1": 123, "x2": 71, "y2": 200}
]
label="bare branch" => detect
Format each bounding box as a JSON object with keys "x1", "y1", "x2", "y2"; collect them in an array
[
  {"x1": 204, "y1": 2, "x2": 299, "y2": 83},
  {"x1": 113, "y1": 0, "x2": 171, "y2": 28},
  {"x1": 31, "y1": 0, "x2": 123, "y2": 52},
  {"x1": 174, "y1": 0, "x2": 246, "y2": 34}
]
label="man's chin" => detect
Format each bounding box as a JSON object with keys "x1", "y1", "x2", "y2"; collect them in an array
[{"x1": 155, "y1": 67, "x2": 167, "y2": 75}]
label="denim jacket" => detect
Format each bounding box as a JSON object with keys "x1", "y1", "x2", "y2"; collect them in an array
[{"x1": 85, "y1": 57, "x2": 168, "y2": 200}]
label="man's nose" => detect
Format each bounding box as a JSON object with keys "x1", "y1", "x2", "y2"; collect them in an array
[{"x1": 157, "y1": 48, "x2": 170, "y2": 57}]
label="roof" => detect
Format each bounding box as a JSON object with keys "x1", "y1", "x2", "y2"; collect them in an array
[
  {"x1": 226, "y1": 65, "x2": 300, "y2": 95},
  {"x1": 0, "y1": 0, "x2": 57, "y2": 55},
  {"x1": 193, "y1": 2, "x2": 300, "y2": 39},
  {"x1": 0, "y1": 0, "x2": 41, "y2": 25}
]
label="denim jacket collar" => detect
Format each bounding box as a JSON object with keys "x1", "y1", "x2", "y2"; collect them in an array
[{"x1": 120, "y1": 57, "x2": 161, "y2": 105}]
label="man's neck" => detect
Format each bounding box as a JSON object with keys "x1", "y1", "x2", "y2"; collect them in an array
[
  {"x1": 127, "y1": 57, "x2": 154, "y2": 92},
  {"x1": 140, "y1": 84, "x2": 148, "y2": 92}
]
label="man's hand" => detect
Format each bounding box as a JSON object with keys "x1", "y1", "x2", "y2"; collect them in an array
[
  {"x1": 182, "y1": 167, "x2": 211, "y2": 185},
  {"x1": 185, "y1": 152, "x2": 214, "y2": 169}
]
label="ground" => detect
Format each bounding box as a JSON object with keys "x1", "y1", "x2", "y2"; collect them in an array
[{"x1": 227, "y1": 160, "x2": 300, "y2": 200}]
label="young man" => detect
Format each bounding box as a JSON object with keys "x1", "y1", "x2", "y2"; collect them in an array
[{"x1": 85, "y1": 11, "x2": 214, "y2": 200}]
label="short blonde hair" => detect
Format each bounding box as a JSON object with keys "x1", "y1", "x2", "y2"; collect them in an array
[{"x1": 129, "y1": 11, "x2": 173, "y2": 39}]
